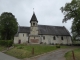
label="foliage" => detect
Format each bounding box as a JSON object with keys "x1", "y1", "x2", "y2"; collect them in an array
[
  {"x1": 56, "y1": 44, "x2": 60, "y2": 48},
  {"x1": 0, "y1": 40, "x2": 13, "y2": 47},
  {"x1": 0, "y1": 45, "x2": 7, "y2": 51},
  {"x1": 65, "y1": 48, "x2": 80, "y2": 60},
  {"x1": 60, "y1": 0, "x2": 80, "y2": 36},
  {"x1": 0, "y1": 12, "x2": 18, "y2": 40}
]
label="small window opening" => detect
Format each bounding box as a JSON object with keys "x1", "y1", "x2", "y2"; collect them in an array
[
  {"x1": 33, "y1": 23, "x2": 35, "y2": 26},
  {"x1": 61, "y1": 36, "x2": 63, "y2": 40},
  {"x1": 43, "y1": 36, "x2": 45, "y2": 40},
  {"x1": 53, "y1": 36, "x2": 56, "y2": 40}
]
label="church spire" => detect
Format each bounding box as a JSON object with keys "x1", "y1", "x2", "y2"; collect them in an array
[{"x1": 30, "y1": 9, "x2": 38, "y2": 23}]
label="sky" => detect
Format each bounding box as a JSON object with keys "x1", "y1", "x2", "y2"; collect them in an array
[{"x1": 0, "y1": 0, "x2": 72, "y2": 33}]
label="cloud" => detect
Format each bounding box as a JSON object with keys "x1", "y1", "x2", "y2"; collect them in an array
[{"x1": 0, "y1": 0, "x2": 72, "y2": 33}]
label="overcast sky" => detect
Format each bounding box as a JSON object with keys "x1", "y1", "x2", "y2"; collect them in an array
[{"x1": 0, "y1": 0, "x2": 72, "y2": 33}]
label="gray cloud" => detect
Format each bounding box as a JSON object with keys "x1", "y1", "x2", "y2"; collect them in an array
[{"x1": 0, "y1": 0, "x2": 72, "y2": 33}]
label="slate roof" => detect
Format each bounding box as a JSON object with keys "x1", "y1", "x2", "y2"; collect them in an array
[
  {"x1": 18, "y1": 26, "x2": 30, "y2": 33},
  {"x1": 30, "y1": 13, "x2": 38, "y2": 23},
  {"x1": 15, "y1": 25, "x2": 70, "y2": 36},
  {"x1": 38, "y1": 25, "x2": 70, "y2": 36}
]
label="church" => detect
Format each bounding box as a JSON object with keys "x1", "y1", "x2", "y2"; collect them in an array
[{"x1": 14, "y1": 12, "x2": 72, "y2": 45}]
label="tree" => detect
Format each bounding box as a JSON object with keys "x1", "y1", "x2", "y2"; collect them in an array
[
  {"x1": 60, "y1": 0, "x2": 80, "y2": 36},
  {"x1": 0, "y1": 12, "x2": 18, "y2": 40}
]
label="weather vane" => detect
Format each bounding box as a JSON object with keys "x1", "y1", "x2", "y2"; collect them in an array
[{"x1": 33, "y1": 8, "x2": 35, "y2": 13}]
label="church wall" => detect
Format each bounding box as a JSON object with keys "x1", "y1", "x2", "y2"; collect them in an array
[
  {"x1": 41, "y1": 35, "x2": 72, "y2": 45},
  {"x1": 14, "y1": 37, "x2": 19, "y2": 44},
  {"x1": 41, "y1": 35, "x2": 57, "y2": 44},
  {"x1": 30, "y1": 27, "x2": 38, "y2": 35},
  {"x1": 61, "y1": 36, "x2": 72, "y2": 45},
  {"x1": 14, "y1": 33, "x2": 28, "y2": 44},
  {"x1": 41, "y1": 35, "x2": 52, "y2": 44},
  {"x1": 55, "y1": 36, "x2": 62, "y2": 44},
  {"x1": 14, "y1": 34, "x2": 72, "y2": 45},
  {"x1": 67, "y1": 36, "x2": 72, "y2": 44},
  {"x1": 29, "y1": 36, "x2": 40, "y2": 44},
  {"x1": 61, "y1": 36, "x2": 67, "y2": 44},
  {"x1": 18, "y1": 33, "x2": 28, "y2": 44}
]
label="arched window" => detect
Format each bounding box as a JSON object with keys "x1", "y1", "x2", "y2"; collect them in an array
[
  {"x1": 43, "y1": 36, "x2": 45, "y2": 40},
  {"x1": 53, "y1": 36, "x2": 56, "y2": 40},
  {"x1": 23, "y1": 34, "x2": 24, "y2": 37},
  {"x1": 61, "y1": 36, "x2": 63, "y2": 40},
  {"x1": 33, "y1": 23, "x2": 35, "y2": 26}
]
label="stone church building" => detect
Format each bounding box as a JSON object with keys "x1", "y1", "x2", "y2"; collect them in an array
[{"x1": 14, "y1": 12, "x2": 72, "y2": 45}]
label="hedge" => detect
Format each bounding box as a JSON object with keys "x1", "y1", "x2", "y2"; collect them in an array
[{"x1": 0, "y1": 40, "x2": 13, "y2": 47}]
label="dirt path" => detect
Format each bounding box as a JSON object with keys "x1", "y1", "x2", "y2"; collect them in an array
[{"x1": 24, "y1": 47, "x2": 76, "y2": 60}]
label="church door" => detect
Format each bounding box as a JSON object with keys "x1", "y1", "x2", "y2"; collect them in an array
[{"x1": 18, "y1": 40, "x2": 21, "y2": 44}]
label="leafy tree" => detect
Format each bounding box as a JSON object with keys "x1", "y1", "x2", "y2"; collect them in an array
[
  {"x1": 0, "y1": 12, "x2": 18, "y2": 40},
  {"x1": 60, "y1": 0, "x2": 80, "y2": 36}
]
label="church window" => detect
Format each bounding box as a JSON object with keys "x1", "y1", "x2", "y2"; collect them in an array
[
  {"x1": 53, "y1": 36, "x2": 56, "y2": 40},
  {"x1": 43, "y1": 36, "x2": 45, "y2": 40},
  {"x1": 61, "y1": 36, "x2": 63, "y2": 40},
  {"x1": 33, "y1": 23, "x2": 35, "y2": 26},
  {"x1": 23, "y1": 34, "x2": 24, "y2": 37}
]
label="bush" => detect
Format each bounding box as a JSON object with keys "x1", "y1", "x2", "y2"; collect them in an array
[
  {"x1": 51, "y1": 43, "x2": 54, "y2": 45},
  {"x1": 40, "y1": 42, "x2": 43, "y2": 44},
  {"x1": 17, "y1": 46, "x2": 24, "y2": 49},
  {"x1": 0, "y1": 40, "x2": 13, "y2": 47},
  {"x1": 56, "y1": 44, "x2": 60, "y2": 48}
]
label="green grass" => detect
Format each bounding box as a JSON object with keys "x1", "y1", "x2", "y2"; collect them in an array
[
  {"x1": 5, "y1": 44, "x2": 69, "y2": 59},
  {"x1": 65, "y1": 48, "x2": 80, "y2": 60},
  {"x1": 5, "y1": 44, "x2": 62, "y2": 59},
  {"x1": 0, "y1": 45, "x2": 7, "y2": 51}
]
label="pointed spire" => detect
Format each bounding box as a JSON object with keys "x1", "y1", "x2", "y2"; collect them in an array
[{"x1": 30, "y1": 9, "x2": 38, "y2": 23}]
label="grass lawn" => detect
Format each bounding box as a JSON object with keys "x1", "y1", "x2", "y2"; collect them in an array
[
  {"x1": 5, "y1": 44, "x2": 68, "y2": 59},
  {"x1": 0, "y1": 45, "x2": 7, "y2": 51},
  {"x1": 65, "y1": 48, "x2": 80, "y2": 60}
]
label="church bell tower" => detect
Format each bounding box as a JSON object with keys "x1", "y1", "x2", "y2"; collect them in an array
[
  {"x1": 29, "y1": 11, "x2": 40, "y2": 44},
  {"x1": 30, "y1": 12, "x2": 38, "y2": 35}
]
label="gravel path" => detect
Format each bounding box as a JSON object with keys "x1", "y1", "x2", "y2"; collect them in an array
[
  {"x1": 0, "y1": 52, "x2": 20, "y2": 60},
  {"x1": 24, "y1": 47, "x2": 75, "y2": 60}
]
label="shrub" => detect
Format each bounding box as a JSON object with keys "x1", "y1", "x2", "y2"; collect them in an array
[
  {"x1": 40, "y1": 42, "x2": 43, "y2": 44},
  {"x1": 51, "y1": 43, "x2": 54, "y2": 45},
  {"x1": 56, "y1": 44, "x2": 60, "y2": 48},
  {"x1": 0, "y1": 40, "x2": 13, "y2": 47},
  {"x1": 17, "y1": 46, "x2": 24, "y2": 49}
]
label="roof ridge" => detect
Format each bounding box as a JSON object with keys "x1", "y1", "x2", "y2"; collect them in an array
[
  {"x1": 19, "y1": 26, "x2": 30, "y2": 27},
  {"x1": 38, "y1": 24, "x2": 64, "y2": 27}
]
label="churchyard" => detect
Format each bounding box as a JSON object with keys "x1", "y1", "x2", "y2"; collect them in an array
[
  {"x1": 65, "y1": 48, "x2": 80, "y2": 60},
  {"x1": 0, "y1": 44, "x2": 68, "y2": 59}
]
